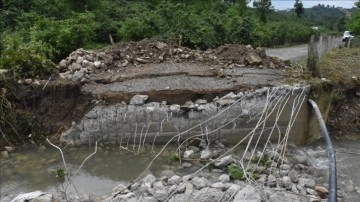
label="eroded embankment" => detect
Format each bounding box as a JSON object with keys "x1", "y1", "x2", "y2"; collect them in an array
[{"x1": 5, "y1": 39, "x2": 298, "y2": 145}]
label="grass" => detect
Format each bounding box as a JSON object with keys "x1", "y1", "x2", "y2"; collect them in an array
[{"x1": 287, "y1": 47, "x2": 360, "y2": 92}]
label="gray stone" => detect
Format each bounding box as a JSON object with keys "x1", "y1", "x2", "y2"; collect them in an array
[
  {"x1": 11, "y1": 191, "x2": 52, "y2": 202},
  {"x1": 59, "y1": 59, "x2": 67, "y2": 68},
  {"x1": 153, "y1": 181, "x2": 165, "y2": 190},
  {"x1": 191, "y1": 177, "x2": 209, "y2": 189},
  {"x1": 155, "y1": 42, "x2": 167, "y2": 50},
  {"x1": 292, "y1": 150, "x2": 310, "y2": 165},
  {"x1": 24, "y1": 78, "x2": 33, "y2": 84},
  {"x1": 233, "y1": 184, "x2": 262, "y2": 202},
  {"x1": 72, "y1": 71, "x2": 84, "y2": 82},
  {"x1": 112, "y1": 192, "x2": 135, "y2": 201},
  {"x1": 280, "y1": 164, "x2": 291, "y2": 170},
  {"x1": 113, "y1": 181, "x2": 130, "y2": 193},
  {"x1": 168, "y1": 185, "x2": 177, "y2": 194},
  {"x1": 153, "y1": 189, "x2": 168, "y2": 202},
  {"x1": 267, "y1": 174, "x2": 277, "y2": 187},
  {"x1": 219, "y1": 174, "x2": 230, "y2": 183},
  {"x1": 299, "y1": 178, "x2": 316, "y2": 189},
  {"x1": 94, "y1": 61, "x2": 101, "y2": 68},
  {"x1": 168, "y1": 194, "x2": 185, "y2": 202},
  {"x1": 268, "y1": 189, "x2": 308, "y2": 202},
  {"x1": 200, "y1": 149, "x2": 212, "y2": 159},
  {"x1": 168, "y1": 175, "x2": 182, "y2": 185},
  {"x1": 306, "y1": 188, "x2": 317, "y2": 195},
  {"x1": 211, "y1": 182, "x2": 225, "y2": 190},
  {"x1": 160, "y1": 170, "x2": 175, "y2": 178},
  {"x1": 291, "y1": 184, "x2": 299, "y2": 194},
  {"x1": 288, "y1": 170, "x2": 299, "y2": 183},
  {"x1": 130, "y1": 182, "x2": 141, "y2": 191},
  {"x1": 297, "y1": 184, "x2": 307, "y2": 195},
  {"x1": 190, "y1": 188, "x2": 224, "y2": 202},
  {"x1": 142, "y1": 174, "x2": 156, "y2": 185},
  {"x1": 130, "y1": 95, "x2": 149, "y2": 105},
  {"x1": 214, "y1": 155, "x2": 235, "y2": 167},
  {"x1": 169, "y1": 104, "x2": 181, "y2": 113},
  {"x1": 195, "y1": 99, "x2": 207, "y2": 105},
  {"x1": 182, "y1": 174, "x2": 192, "y2": 182},
  {"x1": 282, "y1": 176, "x2": 293, "y2": 190},
  {"x1": 257, "y1": 174, "x2": 267, "y2": 184},
  {"x1": 245, "y1": 52, "x2": 262, "y2": 66},
  {"x1": 181, "y1": 101, "x2": 196, "y2": 110},
  {"x1": 280, "y1": 169, "x2": 289, "y2": 177},
  {"x1": 182, "y1": 162, "x2": 192, "y2": 168},
  {"x1": 76, "y1": 56, "x2": 84, "y2": 64},
  {"x1": 177, "y1": 183, "x2": 186, "y2": 193},
  {"x1": 183, "y1": 150, "x2": 194, "y2": 159},
  {"x1": 184, "y1": 182, "x2": 194, "y2": 200}
]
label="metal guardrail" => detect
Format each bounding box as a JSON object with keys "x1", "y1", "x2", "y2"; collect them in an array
[{"x1": 308, "y1": 99, "x2": 337, "y2": 202}]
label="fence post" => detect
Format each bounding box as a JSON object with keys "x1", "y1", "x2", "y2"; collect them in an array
[{"x1": 307, "y1": 35, "x2": 323, "y2": 78}]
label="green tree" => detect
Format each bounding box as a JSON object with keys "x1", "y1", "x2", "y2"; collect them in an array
[
  {"x1": 253, "y1": 0, "x2": 273, "y2": 23},
  {"x1": 294, "y1": 0, "x2": 304, "y2": 18},
  {"x1": 347, "y1": 11, "x2": 360, "y2": 35},
  {"x1": 356, "y1": 0, "x2": 360, "y2": 8}
]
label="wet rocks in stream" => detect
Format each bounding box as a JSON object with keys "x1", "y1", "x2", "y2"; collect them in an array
[{"x1": 101, "y1": 142, "x2": 331, "y2": 202}]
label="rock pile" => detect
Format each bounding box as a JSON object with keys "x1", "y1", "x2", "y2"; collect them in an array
[
  {"x1": 57, "y1": 40, "x2": 290, "y2": 82},
  {"x1": 101, "y1": 142, "x2": 330, "y2": 202}
]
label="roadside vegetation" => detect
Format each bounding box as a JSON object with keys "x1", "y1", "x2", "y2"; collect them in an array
[{"x1": 1, "y1": 0, "x2": 354, "y2": 79}]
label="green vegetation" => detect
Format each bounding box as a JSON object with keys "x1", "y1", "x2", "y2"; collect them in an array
[
  {"x1": 0, "y1": 0, "x2": 326, "y2": 79},
  {"x1": 227, "y1": 164, "x2": 246, "y2": 180}
]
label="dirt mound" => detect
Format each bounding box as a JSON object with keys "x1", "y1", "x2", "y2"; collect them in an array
[{"x1": 57, "y1": 39, "x2": 290, "y2": 82}]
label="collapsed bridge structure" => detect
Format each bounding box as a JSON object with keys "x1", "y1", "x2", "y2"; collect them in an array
[{"x1": 48, "y1": 40, "x2": 326, "y2": 148}]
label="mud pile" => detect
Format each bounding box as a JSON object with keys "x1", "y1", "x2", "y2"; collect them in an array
[{"x1": 57, "y1": 39, "x2": 290, "y2": 82}]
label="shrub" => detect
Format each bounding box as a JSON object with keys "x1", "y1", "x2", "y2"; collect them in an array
[{"x1": 0, "y1": 32, "x2": 55, "y2": 79}]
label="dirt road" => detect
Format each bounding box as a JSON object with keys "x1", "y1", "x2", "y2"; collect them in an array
[
  {"x1": 266, "y1": 37, "x2": 344, "y2": 61},
  {"x1": 266, "y1": 44, "x2": 309, "y2": 61}
]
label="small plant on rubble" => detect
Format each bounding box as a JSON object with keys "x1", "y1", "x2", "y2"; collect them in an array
[{"x1": 227, "y1": 164, "x2": 245, "y2": 180}]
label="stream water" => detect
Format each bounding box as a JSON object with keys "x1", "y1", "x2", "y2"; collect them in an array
[
  {"x1": 1, "y1": 137, "x2": 359, "y2": 201},
  {"x1": 0, "y1": 144, "x2": 191, "y2": 200}
]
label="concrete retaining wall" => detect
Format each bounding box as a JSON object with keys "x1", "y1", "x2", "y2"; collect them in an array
[
  {"x1": 317, "y1": 35, "x2": 342, "y2": 58},
  {"x1": 61, "y1": 85, "x2": 313, "y2": 147}
]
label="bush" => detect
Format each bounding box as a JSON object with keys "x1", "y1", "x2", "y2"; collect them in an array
[
  {"x1": 31, "y1": 12, "x2": 99, "y2": 61},
  {"x1": 0, "y1": 32, "x2": 55, "y2": 79}
]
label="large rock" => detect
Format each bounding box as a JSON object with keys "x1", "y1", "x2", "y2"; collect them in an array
[
  {"x1": 233, "y1": 184, "x2": 262, "y2": 202},
  {"x1": 214, "y1": 155, "x2": 235, "y2": 167},
  {"x1": 189, "y1": 188, "x2": 223, "y2": 202},
  {"x1": 11, "y1": 191, "x2": 52, "y2": 202},
  {"x1": 267, "y1": 189, "x2": 309, "y2": 202},
  {"x1": 191, "y1": 177, "x2": 209, "y2": 190},
  {"x1": 298, "y1": 178, "x2": 316, "y2": 189},
  {"x1": 130, "y1": 95, "x2": 149, "y2": 105},
  {"x1": 245, "y1": 52, "x2": 262, "y2": 66}
]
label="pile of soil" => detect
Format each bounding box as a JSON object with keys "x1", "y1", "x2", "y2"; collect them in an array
[{"x1": 57, "y1": 39, "x2": 290, "y2": 82}]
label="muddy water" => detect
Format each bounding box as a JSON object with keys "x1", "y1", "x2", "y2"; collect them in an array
[{"x1": 0, "y1": 144, "x2": 188, "y2": 200}]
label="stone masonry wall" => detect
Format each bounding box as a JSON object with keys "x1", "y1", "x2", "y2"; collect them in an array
[{"x1": 60, "y1": 85, "x2": 310, "y2": 146}]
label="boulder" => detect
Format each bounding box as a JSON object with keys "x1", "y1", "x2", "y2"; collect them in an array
[
  {"x1": 11, "y1": 191, "x2": 52, "y2": 202},
  {"x1": 214, "y1": 155, "x2": 235, "y2": 167},
  {"x1": 245, "y1": 52, "x2": 262, "y2": 66},
  {"x1": 233, "y1": 184, "x2": 262, "y2": 202},
  {"x1": 191, "y1": 177, "x2": 209, "y2": 190},
  {"x1": 219, "y1": 174, "x2": 230, "y2": 183},
  {"x1": 267, "y1": 189, "x2": 308, "y2": 202},
  {"x1": 190, "y1": 188, "x2": 224, "y2": 201},
  {"x1": 130, "y1": 95, "x2": 149, "y2": 105}
]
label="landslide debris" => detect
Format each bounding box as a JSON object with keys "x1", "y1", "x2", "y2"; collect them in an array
[{"x1": 57, "y1": 39, "x2": 290, "y2": 82}]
